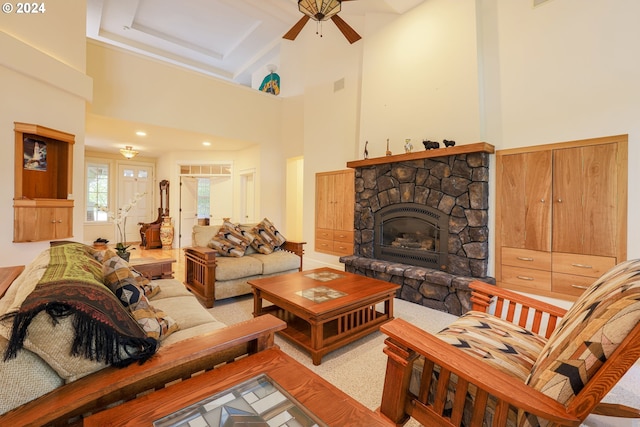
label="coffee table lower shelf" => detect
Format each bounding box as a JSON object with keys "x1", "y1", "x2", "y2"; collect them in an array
[{"x1": 259, "y1": 302, "x2": 393, "y2": 365}]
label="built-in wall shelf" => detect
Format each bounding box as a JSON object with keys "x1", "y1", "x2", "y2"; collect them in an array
[
  {"x1": 13, "y1": 122, "x2": 75, "y2": 242},
  {"x1": 346, "y1": 142, "x2": 495, "y2": 168}
]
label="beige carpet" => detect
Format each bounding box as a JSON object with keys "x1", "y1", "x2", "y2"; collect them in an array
[{"x1": 207, "y1": 296, "x2": 640, "y2": 427}]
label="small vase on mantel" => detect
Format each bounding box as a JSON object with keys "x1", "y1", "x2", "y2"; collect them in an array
[{"x1": 160, "y1": 216, "x2": 174, "y2": 249}]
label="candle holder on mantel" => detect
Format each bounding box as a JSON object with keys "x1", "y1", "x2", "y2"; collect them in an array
[{"x1": 386, "y1": 138, "x2": 392, "y2": 156}]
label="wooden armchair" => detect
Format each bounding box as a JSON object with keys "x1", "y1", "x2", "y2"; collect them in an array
[{"x1": 379, "y1": 259, "x2": 640, "y2": 427}]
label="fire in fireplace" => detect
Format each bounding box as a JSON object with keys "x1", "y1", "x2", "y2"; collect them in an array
[{"x1": 374, "y1": 203, "x2": 449, "y2": 270}]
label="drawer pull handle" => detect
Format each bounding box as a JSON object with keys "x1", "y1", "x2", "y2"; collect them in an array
[
  {"x1": 517, "y1": 257, "x2": 534, "y2": 262},
  {"x1": 516, "y1": 275, "x2": 534, "y2": 281},
  {"x1": 571, "y1": 263, "x2": 593, "y2": 269},
  {"x1": 571, "y1": 284, "x2": 589, "y2": 290}
]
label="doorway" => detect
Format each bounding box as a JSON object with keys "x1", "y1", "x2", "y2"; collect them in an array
[{"x1": 117, "y1": 163, "x2": 154, "y2": 244}]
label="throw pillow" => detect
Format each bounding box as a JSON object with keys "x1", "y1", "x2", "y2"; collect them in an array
[
  {"x1": 209, "y1": 220, "x2": 255, "y2": 257},
  {"x1": 100, "y1": 249, "x2": 159, "y2": 299},
  {"x1": 250, "y1": 218, "x2": 286, "y2": 255}
]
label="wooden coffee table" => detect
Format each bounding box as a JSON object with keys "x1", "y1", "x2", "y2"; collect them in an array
[
  {"x1": 250, "y1": 267, "x2": 400, "y2": 365},
  {"x1": 83, "y1": 347, "x2": 389, "y2": 426}
]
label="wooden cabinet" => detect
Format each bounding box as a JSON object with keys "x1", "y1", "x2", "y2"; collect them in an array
[
  {"x1": 13, "y1": 123, "x2": 74, "y2": 242},
  {"x1": 495, "y1": 135, "x2": 627, "y2": 300},
  {"x1": 315, "y1": 170, "x2": 354, "y2": 256}
]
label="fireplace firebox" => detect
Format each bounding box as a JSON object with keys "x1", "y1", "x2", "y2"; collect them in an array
[{"x1": 374, "y1": 203, "x2": 449, "y2": 270}]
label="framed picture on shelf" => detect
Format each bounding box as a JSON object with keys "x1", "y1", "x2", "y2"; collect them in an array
[{"x1": 23, "y1": 137, "x2": 47, "y2": 171}]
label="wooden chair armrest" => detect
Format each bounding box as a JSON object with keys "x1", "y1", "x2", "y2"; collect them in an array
[
  {"x1": 470, "y1": 280, "x2": 568, "y2": 338},
  {"x1": 281, "y1": 241, "x2": 306, "y2": 271},
  {"x1": 183, "y1": 245, "x2": 217, "y2": 257},
  {"x1": 0, "y1": 314, "x2": 286, "y2": 427},
  {"x1": 380, "y1": 318, "x2": 580, "y2": 426}
]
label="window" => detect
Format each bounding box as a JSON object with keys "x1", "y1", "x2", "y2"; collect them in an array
[
  {"x1": 86, "y1": 162, "x2": 109, "y2": 222},
  {"x1": 197, "y1": 178, "x2": 211, "y2": 219}
]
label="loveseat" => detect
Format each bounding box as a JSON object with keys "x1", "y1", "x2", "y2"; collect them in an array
[
  {"x1": 185, "y1": 219, "x2": 305, "y2": 307},
  {"x1": 0, "y1": 242, "x2": 285, "y2": 426}
]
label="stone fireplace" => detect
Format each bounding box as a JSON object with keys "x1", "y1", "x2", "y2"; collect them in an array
[{"x1": 340, "y1": 143, "x2": 495, "y2": 315}]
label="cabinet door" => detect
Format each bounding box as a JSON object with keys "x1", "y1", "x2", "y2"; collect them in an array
[
  {"x1": 499, "y1": 151, "x2": 551, "y2": 251},
  {"x1": 333, "y1": 170, "x2": 354, "y2": 232},
  {"x1": 553, "y1": 144, "x2": 617, "y2": 256},
  {"x1": 316, "y1": 173, "x2": 335, "y2": 230},
  {"x1": 53, "y1": 207, "x2": 73, "y2": 239}
]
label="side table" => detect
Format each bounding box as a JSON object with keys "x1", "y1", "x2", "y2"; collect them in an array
[
  {"x1": 0, "y1": 265, "x2": 25, "y2": 298},
  {"x1": 129, "y1": 257, "x2": 175, "y2": 280}
]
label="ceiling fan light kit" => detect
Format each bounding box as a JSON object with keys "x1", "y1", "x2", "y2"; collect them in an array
[
  {"x1": 284, "y1": 0, "x2": 362, "y2": 44},
  {"x1": 298, "y1": 0, "x2": 341, "y2": 21}
]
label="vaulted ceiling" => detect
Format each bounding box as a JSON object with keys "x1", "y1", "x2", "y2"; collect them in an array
[{"x1": 85, "y1": 0, "x2": 424, "y2": 155}]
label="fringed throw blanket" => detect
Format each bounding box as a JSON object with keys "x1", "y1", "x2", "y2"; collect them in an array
[{"x1": 4, "y1": 243, "x2": 157, "y2": 367}]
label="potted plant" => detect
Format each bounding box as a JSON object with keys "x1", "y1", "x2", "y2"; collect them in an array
[{"x1": 104, "y1": 192, "x2": 146, "y2": 262}]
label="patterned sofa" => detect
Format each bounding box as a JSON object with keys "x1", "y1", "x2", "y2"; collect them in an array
[
  {"x1": 0, "y1": 242, "x2": 284, "y2": 425},
  {"x1": 185, "y1": 219, "x2": 305, "y2": 307}
]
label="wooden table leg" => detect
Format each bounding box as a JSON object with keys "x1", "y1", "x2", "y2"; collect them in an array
[{"x1": 253, "y1": 289, "x2": 263, "y2": 317}]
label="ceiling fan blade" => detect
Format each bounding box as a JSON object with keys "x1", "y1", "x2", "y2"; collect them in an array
[
  {"x1": 283, "y1": 15, "x2": 311, "y2": 40},
  {"x1": 331, "y1": 14, "x2": 361, "y2": 44}
]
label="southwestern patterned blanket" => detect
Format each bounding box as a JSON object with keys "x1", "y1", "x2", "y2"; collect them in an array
[{"x1": 3, "y1": 243, "x2": 156, "y2": 367}]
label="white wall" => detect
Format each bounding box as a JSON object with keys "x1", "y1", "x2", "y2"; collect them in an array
[{"x1": 0, "y1": 3, "x2": 92, "y2": 266}]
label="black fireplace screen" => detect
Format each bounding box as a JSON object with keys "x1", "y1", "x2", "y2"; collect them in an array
[{"x1": 374, "y1": 203, "x2": 449, "y2": 270}]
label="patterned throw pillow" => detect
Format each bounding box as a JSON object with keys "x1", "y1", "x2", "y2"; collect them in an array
[
  {"x1": 209, "y1": 220, "x2": 255, "y2": 257},
  {"x1": 250, "y1": 218, "x2": 286, "y2": 255},
  {"x1": 97, "y1": 249, "x2": 176, "y2": 340},
  {"x1": 100, "y1": 249, "x2": 159, "y2": 298},
  {"x1": 521, "y1": 259, "x2": 640, "y2": 426}
]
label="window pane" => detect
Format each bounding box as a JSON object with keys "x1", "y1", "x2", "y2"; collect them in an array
[
  {"x1": 197, "y1": 178, "x2": 210, "y2": 218},
  {"x1": 86, "y1": 163, "x2": 109, "y2": 222}
]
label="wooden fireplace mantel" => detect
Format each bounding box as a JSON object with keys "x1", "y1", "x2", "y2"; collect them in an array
[{"x1": 346, "y1": 142, "x2": 495, "y2": 168}]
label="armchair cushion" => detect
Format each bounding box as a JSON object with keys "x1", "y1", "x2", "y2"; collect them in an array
[
  {"x1": 526, "y1": 259, "x2": 640, "y2": 408},
  {"x1": 436, "y1": 311, "x2": 547, "y2": 381}
]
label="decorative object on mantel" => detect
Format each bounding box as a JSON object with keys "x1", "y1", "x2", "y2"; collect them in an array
[
  {"x1": 443, "y1": 139, "x2": 456, "y2": 147},
  {"x1": 119, "y1": 146, "x2": 139, "y2": 159},
  {"x1": 423, "y1": 139, "x2": 440, "y2": 150},
  {"x1": 363, "y1": 141, "x2": 369, "y2": 159},
  {"x1": 404, "y1": 139, "x2": 413, "y2": 154},
  {"x1": 386, "y1": 138, "x2": 392, "y2": 156},
  {"x1": 346, "y1": 142, "x2": 495, "y2": 169}
]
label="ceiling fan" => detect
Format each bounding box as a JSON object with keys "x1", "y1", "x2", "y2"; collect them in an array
[{"x1": 283, "y1": 0, "x2": 362, "y2": 44}]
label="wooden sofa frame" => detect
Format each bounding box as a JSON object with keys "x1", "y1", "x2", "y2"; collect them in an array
[
  {"x1": 184, "y1": 240, "x2": 305, "y2": 308},
  {"x1": 0, "y1": 314, "x2": 286, "y2": 426},
  {"x1": 378, "y1": 280, "x2": 640, "y2": 427}
]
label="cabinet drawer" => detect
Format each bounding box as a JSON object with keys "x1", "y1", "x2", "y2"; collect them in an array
[
  {"x1": 502, "y1": 247, "x2": 551, "y2": 271},
  {"x1": 552, "y1": 253, "x2": 616, "y2": 278},
  {"x1": 333, "y1": 230, "x2": 354, "y2": 243},
  {"x1": 501, "y1": 265, "x2": 551, "y2": 292},
  {"x1": 332, "y1": 242, "x2": 354, "y2": 256},
  {"x1": 552, "y1": 272, "x2": 595, "y2": 298},
  {"x1": 316, "y1": 228, "x2": 334, "y2": 241},
  {"x1": 315, "y1": 239, "x2": 334, "y2": 253}
]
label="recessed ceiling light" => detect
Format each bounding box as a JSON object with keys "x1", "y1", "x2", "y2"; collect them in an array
[
  {"x1": 136, "y1": 131, "x2": 147, "y2": 137},
  {"x1": 202, "y1": 141, "x2": 211, "y2": 146}
]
